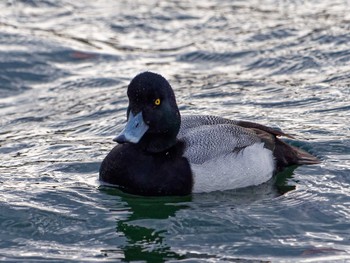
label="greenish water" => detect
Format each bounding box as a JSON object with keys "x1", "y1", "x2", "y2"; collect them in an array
[{"x1": 0, "y1": 0, "x2": 349, "y2": 262}]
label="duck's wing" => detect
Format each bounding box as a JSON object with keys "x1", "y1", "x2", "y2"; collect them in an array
[
  {"x1": 233, "y1": 120, "x2": 294, "y2": 139},
  {"x1": 179, "y1": 123, "x2": 264, "y2": 164},
  {"x1": 179, "y1": 115, "x2": 294, "y2": 139}
]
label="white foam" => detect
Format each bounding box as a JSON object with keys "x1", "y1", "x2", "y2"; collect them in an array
[{"x1": 190, "y1": 143, "x2": 275, "y2": 193}]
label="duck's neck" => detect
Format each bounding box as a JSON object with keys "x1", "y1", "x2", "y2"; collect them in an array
[
  {"x1": 140, "y1": 108, "x2": 181, "y2": 153},
  {"x1": 141, "y1": 133, "x2": 178, "y2": 153}
]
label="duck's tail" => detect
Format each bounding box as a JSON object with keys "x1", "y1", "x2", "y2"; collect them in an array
[{"x1": 274, "y1": 139, "x2": 320, "y2": 172}]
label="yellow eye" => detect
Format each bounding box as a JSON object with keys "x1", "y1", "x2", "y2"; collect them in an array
[{"x1": 154, "y1": 98, "x2": 161, "y2": 106}]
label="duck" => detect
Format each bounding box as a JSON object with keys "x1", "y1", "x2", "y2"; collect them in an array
[{"x1": 99, "y1": 71, "x2": 319, "y2": 196}]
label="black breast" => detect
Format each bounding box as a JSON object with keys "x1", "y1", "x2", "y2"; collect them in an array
[{"x1": 99, "y1": 142, "x2": 193, "y2": 196}]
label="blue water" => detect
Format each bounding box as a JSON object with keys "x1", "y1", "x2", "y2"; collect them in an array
[{"x1": 1, "y1": 0, "x2": 350, "y2": 262}]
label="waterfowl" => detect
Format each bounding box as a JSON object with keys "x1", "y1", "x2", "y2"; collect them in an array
[{"x1": 99, "y1": 72, "x2": 319, "y2": 196}]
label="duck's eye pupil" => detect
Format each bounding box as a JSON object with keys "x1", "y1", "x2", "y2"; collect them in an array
[{"x1": 154, "y1": 98, "x2": 161, "y2": 106}]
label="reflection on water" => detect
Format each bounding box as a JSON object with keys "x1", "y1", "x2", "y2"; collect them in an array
[{"x1": 100, "y1": 187, "x2": 190, "y2": 262}]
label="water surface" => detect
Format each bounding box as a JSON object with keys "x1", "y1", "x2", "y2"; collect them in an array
[{"x1": 0, "y1": 0, "x2": 350, "y2": 262}]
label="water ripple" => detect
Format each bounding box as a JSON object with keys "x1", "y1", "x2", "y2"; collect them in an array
[{"x1": 178, "y1": 50, "x2": 255, "y2": 63}]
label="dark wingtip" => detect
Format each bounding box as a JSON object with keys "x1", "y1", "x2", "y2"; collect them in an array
[
  {"x1": 274, "y1": 139, "x2": 320, "y2": 170},
  {"x1": 291, "y1": 145, "x2": 321, "y2": 165},
  {"x1": 296, "y1": 151, "x2": 321, "y2": 165}
]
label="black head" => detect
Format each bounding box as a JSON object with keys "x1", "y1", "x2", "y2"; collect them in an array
[{"x1": 115, "y1": 72, "x2": 181, "y2": 152}]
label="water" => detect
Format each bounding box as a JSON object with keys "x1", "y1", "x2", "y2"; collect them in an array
[{"x1": 0, "y1": 0, "x2": 349, "y2": 261}]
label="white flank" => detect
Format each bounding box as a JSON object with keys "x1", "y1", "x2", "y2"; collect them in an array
[{"x1": 190, "y1": 143, "x2": 275, "y2": 193}]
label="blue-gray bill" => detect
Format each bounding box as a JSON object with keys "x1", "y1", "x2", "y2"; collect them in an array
[{"x1": 113, "y1": 111, "x2": 149, "y2": 144}]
